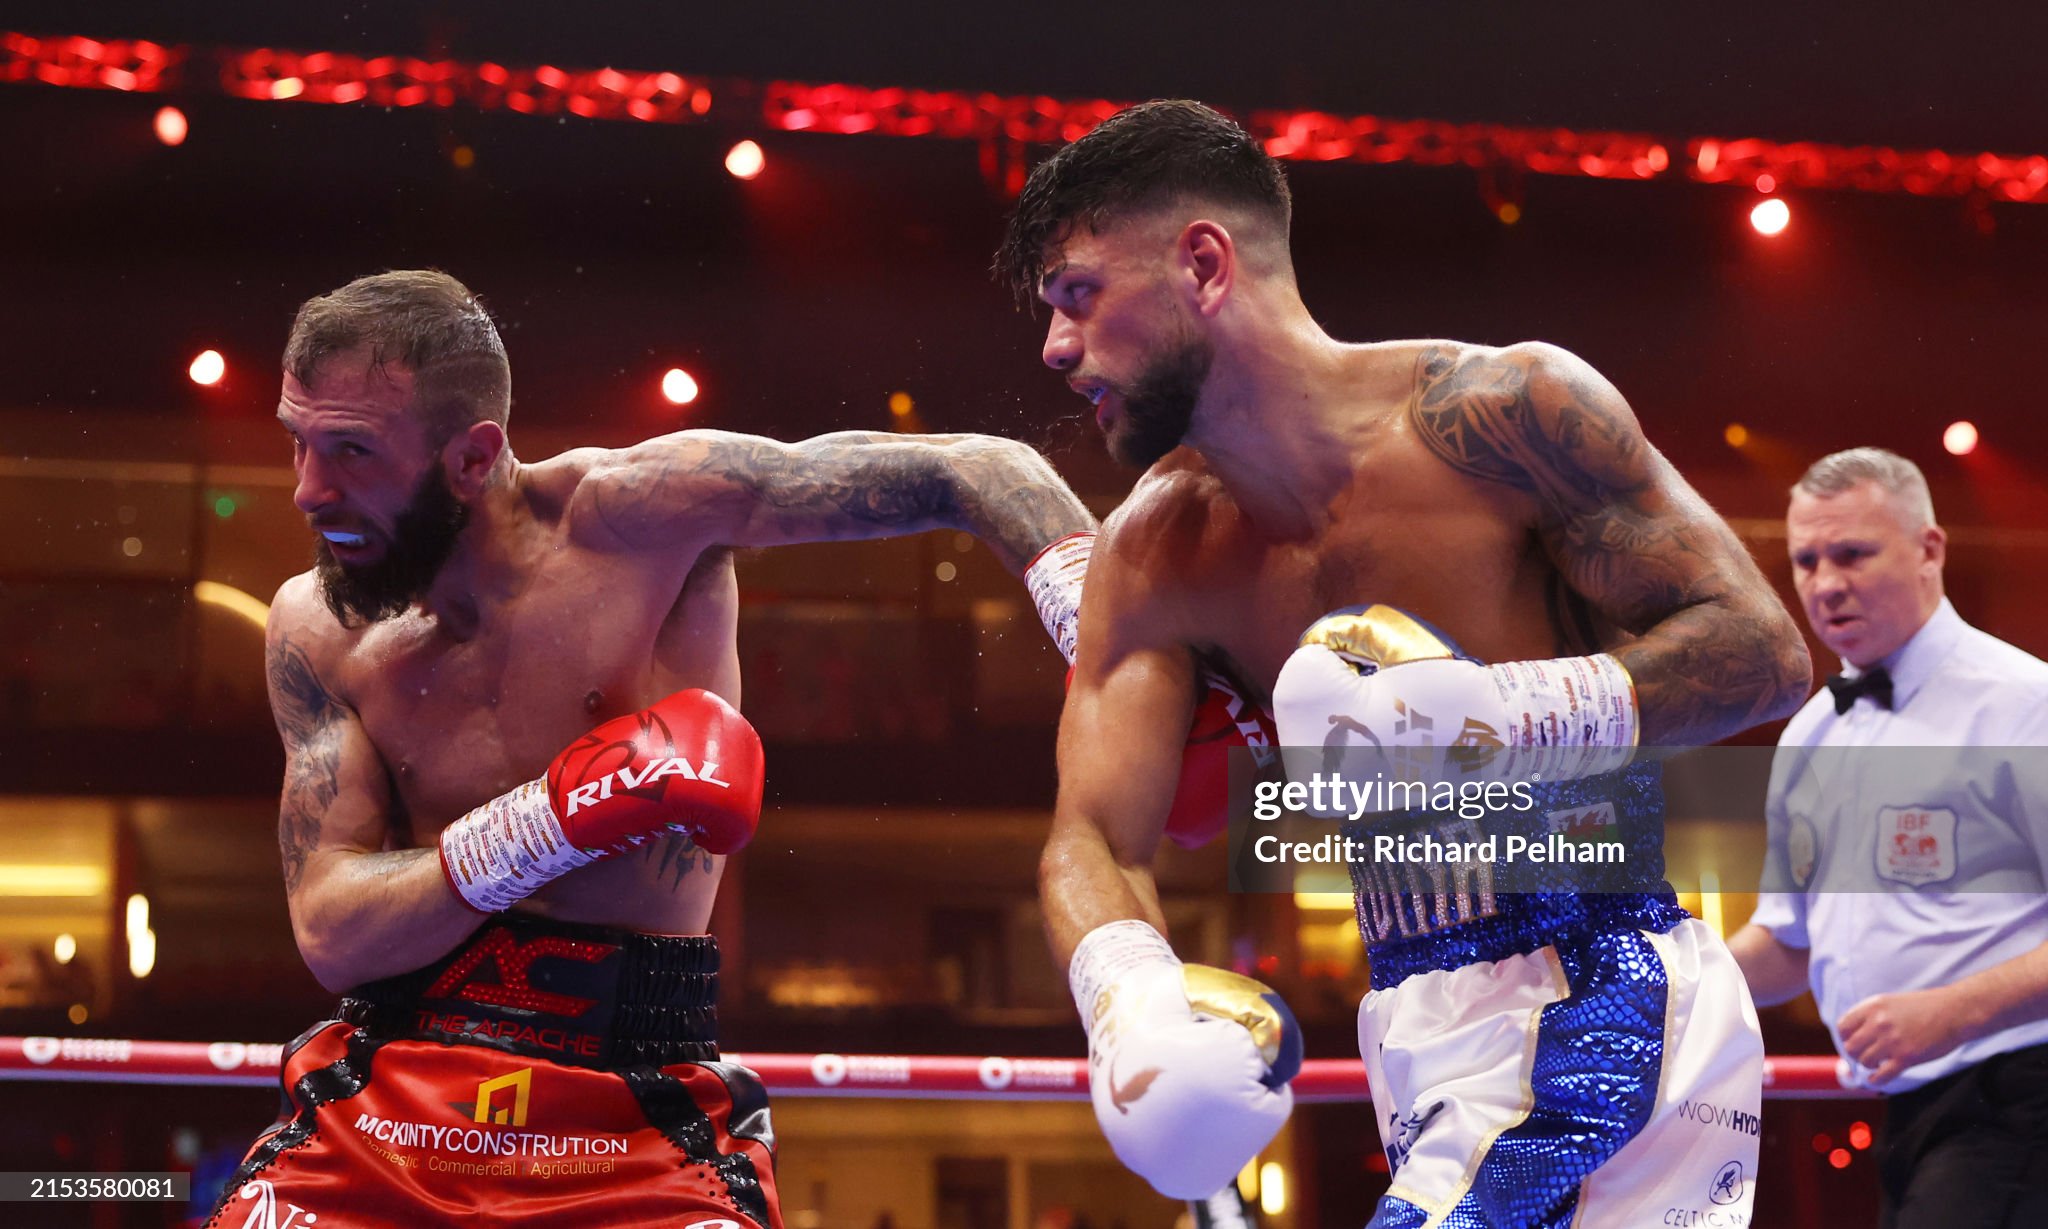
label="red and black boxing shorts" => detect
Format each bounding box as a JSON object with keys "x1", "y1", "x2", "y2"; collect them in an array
[{"x1": 206, "y1": 915, "x2": 780, "y2": 1228}]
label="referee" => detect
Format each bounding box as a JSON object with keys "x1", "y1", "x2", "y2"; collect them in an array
[{"x1": 1729, "y1": 447, "x2": 2048, "y2": 1227}]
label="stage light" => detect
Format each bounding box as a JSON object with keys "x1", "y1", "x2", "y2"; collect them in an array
[
  {"x1": 1943, "y1": 420, "x2": 1978, "y2": 455},
  {"x1": 0, "y1": 865, "x2": 106, "y2": 896},
  {"x1": 54, "y1": 934, "x2": 76, "y2": 965},
  {"x1": 661, "y1": 368, "x2": 700, "y2": 405},
  {"x1": 189, "y1": 349, "x2": 226, "y2": 386},
  {"x1": 726, "y1": 140, "x2": 765, "y2": 180},
  {"x1": 1849, "y1": 1122, "x2": 1873, "y2": 1150},
  {"x1": 451, "y1": 145, "x2": 476, "y2": 169},
  {"x1": 1755, "y1": 173, "x2": 1777, "y2": 193},
  {"x1": 195, "y1": 580, "x2": 272, "y2": 631},
  {"x1": 129, "y1": 927, "x2": 156, "y2": 979},
  {"x1": 1829, "y1": 1148, "x2": 1851, "y2": 1170},
  {"x1": 153, "y1": 105, "x2": 187, "y2": 146},
  {"x1": 1294, "y1": 891, "x2": 1355, "y2": 911},
  {"x1": 271, "y1": 76, "x2": 304, "y2": 100},
  {"x1": 1724, "y1": 423, "x2": 1749, "y2": 448},
  {"x1": 127, "y1": 894, "x2": 156, "y2": 979},
  {"x1": 1496, "y1": 202, "x2": 1522, "y2": 225},
  {"x1": 1750, "y1": 197, "x2": 1790, "y2": 235},
  {"x1": 1259, "y1": 1162, "x2": 1287, "y2": 1216},
  {"x1": 888, "y1": 391, "x2": 915, "y2": 418}
]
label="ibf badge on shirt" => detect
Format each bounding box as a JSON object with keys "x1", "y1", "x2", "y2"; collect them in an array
[{"x1": 1875, "y1": 806, "x2": 1958, "y2": 886}]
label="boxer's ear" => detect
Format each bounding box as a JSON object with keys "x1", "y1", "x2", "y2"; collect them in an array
[
  {"x1": 442, "y1": 420, "x2": 507, "y2": 498},
  {"x1": 1176, "y1": 219, "x2": 1235, "y2": 317}
]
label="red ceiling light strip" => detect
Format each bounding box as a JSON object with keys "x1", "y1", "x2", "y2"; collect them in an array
[
  {"x1": 764, "y1": 80, "x2": 1124, "y2": 144},
  {"x1": 1, "y1": 31, "x2": 179, "y2": 91},
  {"x1": 1690, "y1": 136, "x2": 2048, "y2": 203},
  {"x1": 217, "y1": 48, "x2": 713, "y2": 122},
  {"x1": 1250, "y1": 109, "x2": 1671, "y2": 181},
  {"x1": 5, "y1": 29, "x2": 2045, "y2": 204}
]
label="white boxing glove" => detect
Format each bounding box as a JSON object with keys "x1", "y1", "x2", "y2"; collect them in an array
[
  {"x1": 1272, "y1": 604, "x2": 1639, "y2": 814},
  {"x1": 1069, "y1": 920, "x2": 1301, "y2": 1200}
]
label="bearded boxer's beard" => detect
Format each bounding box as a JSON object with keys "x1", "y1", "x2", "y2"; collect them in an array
[
  {"x1": 314, "y1": 467, "x2": 470, "y2": 627},
  {"x1": 1109, "y1": 330, "x2": 1213, "y2": 469}
]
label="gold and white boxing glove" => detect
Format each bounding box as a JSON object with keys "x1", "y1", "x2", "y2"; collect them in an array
[
  {"x1": 1272, "y1": 604, "x2": 1639, "y2": 813},
  {"x1": 1068, "y1": 919, "x2": 1301, "y2": 1200}
]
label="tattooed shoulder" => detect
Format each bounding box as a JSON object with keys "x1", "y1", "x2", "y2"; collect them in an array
[{"x1": 1409, "y1": 342, "x2": 1647, "y2": 515}]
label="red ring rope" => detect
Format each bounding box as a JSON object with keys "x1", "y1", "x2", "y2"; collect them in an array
[{"x1": 0, "y1": 1037, "x2": 1866, "y2": 1099}]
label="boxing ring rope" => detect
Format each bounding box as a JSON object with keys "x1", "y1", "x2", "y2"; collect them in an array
[{"x1": 0, "y1": 1037, "x2": 1870, "y2": 1100}]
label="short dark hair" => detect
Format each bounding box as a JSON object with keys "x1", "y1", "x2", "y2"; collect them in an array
[
  {"x1": 283, "y1": 269, "x2": 511, "y2": 440},
  {"x1": 996, "y1": 99, "x2": 1293, "y2": 305}
]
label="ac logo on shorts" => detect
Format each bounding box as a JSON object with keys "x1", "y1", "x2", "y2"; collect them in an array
[{"x1": 426, "y1": 927, "x2": 619, "y2": 1017}]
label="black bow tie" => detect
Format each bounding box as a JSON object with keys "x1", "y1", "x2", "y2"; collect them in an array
[{"x1": 1826, "y1": 666, "x2": 1894, "y2": 715}]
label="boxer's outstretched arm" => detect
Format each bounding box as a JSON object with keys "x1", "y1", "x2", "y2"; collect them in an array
[
  {"x1": 1411, "y1": 342, "x2": 1811, "y2": 745},
  {"x1": 266, "y1": 578, "x2": 487, "y2": 992},
  {"x1": 1040, "y1": 522, "x2": 1197, "y2": 967},
  {"x1": 590, "y1": 429, "x2": 1095, "y2": 573}
]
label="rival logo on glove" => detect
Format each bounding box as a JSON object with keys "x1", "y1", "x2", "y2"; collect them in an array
[{"x1": 560, "y1": 758, "x2": 731, "y2": 816}]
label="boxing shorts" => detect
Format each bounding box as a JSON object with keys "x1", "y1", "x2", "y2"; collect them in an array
[
  {"x1": 1345, "y1": 760, "x2": 1764, "y2": 1228},
  {"x1": 205, "y1": 916, "x2": 781, "y2": 1229}
]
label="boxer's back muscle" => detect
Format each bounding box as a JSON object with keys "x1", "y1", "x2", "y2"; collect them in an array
[{"x1": 324, "y1": 454, "x2": 741, "y2": 933}]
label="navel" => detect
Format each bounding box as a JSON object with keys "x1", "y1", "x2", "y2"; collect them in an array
[{"x1": 583, "y1": 688, "x2": 604, "y2": 715}]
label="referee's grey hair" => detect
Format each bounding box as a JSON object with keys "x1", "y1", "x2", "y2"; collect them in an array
[{"x1": 1794, "y1": 447, "x2": 1936, "y2": 529}]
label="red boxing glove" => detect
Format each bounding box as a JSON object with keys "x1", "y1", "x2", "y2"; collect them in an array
[
  {"x1": 1064, "y1": 666, "x2": 1276, "y2": 850},
  {"x1": 440, "y1": 690, "x2": 764, "y2": 912},
  {"x1": 1168, "y1": 668, "x2": 1278, "y2": 849},
  {"x1": 546, "y1": 690, "x2": 765, "y2": 857}
]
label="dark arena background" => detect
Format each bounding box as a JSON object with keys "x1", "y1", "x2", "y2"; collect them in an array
[{"x1": 4, "y1": 2, "x2": 2048, "y2": 1226}]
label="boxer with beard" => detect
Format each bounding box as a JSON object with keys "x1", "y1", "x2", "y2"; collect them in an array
[
  {"x1": 311, "y1": 459, "x2": 468, "y2": 625},
  {"x1": 999, "y1": 101, "x2": 1813, "y2": 1222},
  {"x1": 209, "y1": 269, "x2": 1098, "y2": 1228}
]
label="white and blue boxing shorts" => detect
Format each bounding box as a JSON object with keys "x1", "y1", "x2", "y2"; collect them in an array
[
  {"x1": 1362, "y1": 906, "x2": 1761, "y2": 1228},
  {"x1": 1348, "y1": 767, "x2": 1763, "y2": 1227}
]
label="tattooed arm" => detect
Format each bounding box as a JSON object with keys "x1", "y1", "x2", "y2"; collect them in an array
[
  {"x1": 265, "y1": 575, "x2": 486, "y2": 992},
  {"x1": 587, "y1": 430, "x2": 1095, "y2": 571},
  {"x1": 1411, "y1": 342, "x2": 1811, "y2": 745}
]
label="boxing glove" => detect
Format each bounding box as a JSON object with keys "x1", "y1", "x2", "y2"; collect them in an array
[
  {"x1": 1272, "y1": 605, "x2": 1638, "y2": 814},
  {"x1": 1069, "y1": 919, "x2": 1301, "y2": 1200},
  {"x1": 1031, "y1": 530, "x2": 1279, "y2": 848},
  {"x1": 1167, "y1": 668, "x2": 1278, "y2": 848},
  {"x1": 439, "y1": 689, "x2": 765, "y2": 913}
]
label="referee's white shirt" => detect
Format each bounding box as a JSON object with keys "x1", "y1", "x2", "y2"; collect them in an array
[{"x1": 1751, "y1": 597, "x2": 2048, "y2": 1092}]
